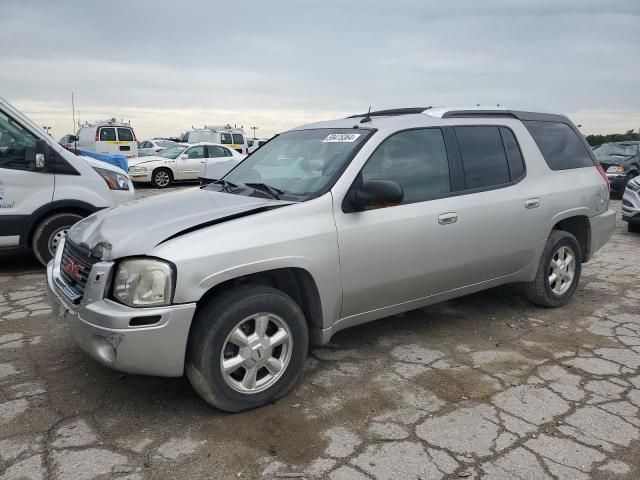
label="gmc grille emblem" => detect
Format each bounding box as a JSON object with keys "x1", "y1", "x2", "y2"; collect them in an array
[{"x1": 62, "y1": 258, "x2": 84, "y2": 282}]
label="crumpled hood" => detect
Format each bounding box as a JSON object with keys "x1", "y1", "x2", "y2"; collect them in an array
[{"x1": 67, "y1": 187, "x2": 292, "y2": 260}]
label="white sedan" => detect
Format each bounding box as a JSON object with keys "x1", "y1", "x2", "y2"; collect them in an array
[{"x1": 128, "y1": 142, "x2": 245, "y2": 188}]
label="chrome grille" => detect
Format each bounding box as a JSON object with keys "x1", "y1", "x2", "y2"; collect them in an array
[{"x1": 59, "y1": 240, "x2": 96, "y2": 301}]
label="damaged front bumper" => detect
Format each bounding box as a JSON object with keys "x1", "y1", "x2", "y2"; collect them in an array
[{"x1": 46, "y1": 249, "x2": 196, "y2": 377}]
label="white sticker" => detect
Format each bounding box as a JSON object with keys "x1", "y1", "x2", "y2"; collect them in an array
[{"x1": 322, "y1": 133, "x2": 361, "y2": 143}]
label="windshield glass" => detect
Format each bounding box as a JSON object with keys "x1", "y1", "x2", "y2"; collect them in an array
[
  {"x1": 219, "y1": 128, "x2": 370, "y2": 199},
  {"x1": 594, "y1": 143, "x2": 639, "y2": 157},
  {"x1": 159, "y1": 146, "x2": 186, "y2": 159}
]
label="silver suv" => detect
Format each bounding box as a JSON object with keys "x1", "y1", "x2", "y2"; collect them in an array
[{"x1": 47, "y1": 106, "x2": 616, "y2": 411}]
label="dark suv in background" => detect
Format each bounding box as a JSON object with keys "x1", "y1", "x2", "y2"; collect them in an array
[{"x1": 593, "y1": 141, "x2": 640, "y2": 195}]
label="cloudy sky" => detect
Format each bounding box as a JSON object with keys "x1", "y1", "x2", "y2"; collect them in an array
[{"x1": 1, "y1": 0, "x2": 638, "y2": 139}]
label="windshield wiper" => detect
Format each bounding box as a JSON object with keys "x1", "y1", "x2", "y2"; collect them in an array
[
  {"x1": 209, "y1": 179, "x2": 239, "y2": 192},
  {"x1": 243, "y1": 182, "x2": 285, "y2": 199}
]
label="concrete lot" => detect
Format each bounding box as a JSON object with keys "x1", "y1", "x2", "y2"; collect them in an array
[{"x1": 1, "y1": 187, "x2": 639, "y2": 480}]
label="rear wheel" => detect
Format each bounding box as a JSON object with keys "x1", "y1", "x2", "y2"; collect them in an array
[
  {"x1": 151, "y1": 168, "x2": 172, "y2": 188},
  {"x1": 186, "y1": 285, "x2": 308, "y2": 412},
  {"x1": 524, "y1": 230, "x2": 582, "y2": 307},
  {"x1": 32, "y1": 213, "x2": 83, "y2": 266}
]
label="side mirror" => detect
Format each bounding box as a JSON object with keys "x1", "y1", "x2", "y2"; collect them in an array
[
  {"x1": 35, "y1": 138, "x2": 49, "y2": 170},
  {"x1": 179, "y1": 154, "x2": 188, "y2": 160},
  {"x1": 350, "y1": 180, "x2": 403, "y2": 210}
]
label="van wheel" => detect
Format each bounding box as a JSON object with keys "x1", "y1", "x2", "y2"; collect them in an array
[
  {"x1": 523, "y1": 230, "x2": 582, "y2": 307},
  {"x1": 32, "y1": 213, "x2": 83, "y2": 266},
  {"x1": 151, "y1": 168, "x2": 172, "y2": 188},
  {"x1": 186, "y1": 285, "x2": 308, "y2": 412}
]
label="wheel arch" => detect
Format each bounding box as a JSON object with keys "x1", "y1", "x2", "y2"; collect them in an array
[
  {"x1": 191, "y1": 267, "x2": 325, "y2": 345},
  {"x1": 551, "y1": 214, "x2": 591, "y2": 262},
  {"x1": 20, "y1": 200, "x2": 99, "y2": 247}
]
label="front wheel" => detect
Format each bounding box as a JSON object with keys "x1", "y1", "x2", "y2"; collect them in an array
[
  {"x1": 186, "y1": 285, "x2": 308, "y2": 412},
  {"x1": 151, "y1": 168, "x2": 172, "y2": 188},
  {"x1": 524, "y1": 230, "x2": 582, "y2": 307},
  {"x1": 32, "y1": 213, "x2": 83, "y2": 266}
]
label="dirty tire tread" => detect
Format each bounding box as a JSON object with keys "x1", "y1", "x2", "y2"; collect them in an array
[
  {"x1": 32, "y1": 213, "x2": 83, "y2": 266},
  {"x1": 186, "y1": 285, "x2": 308, "y2": 412},
  {"x1": 523, "y1": 230, "x2": 582, "y2": 308}
]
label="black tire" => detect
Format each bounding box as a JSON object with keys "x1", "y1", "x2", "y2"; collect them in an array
[
  {"x1": 523, "y1": 230, "x2": 582, "y2": 308},
  {"x1": 628, "y1": 222, "x2": 640, "y2": 233},
  {"x1": 186, "y1": 285, "x2": 308, "y2": 412},
  {"x1": 32, "y1": 213, "x2": 83, "y2": 266},
  {"x1": 151, "y1": 168, "x2": 173, "y2": 188}
]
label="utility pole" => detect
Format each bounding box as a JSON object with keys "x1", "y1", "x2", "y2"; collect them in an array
[
  {"x1": 71, "y1": 92, "x2": 76, "y2": 131},
  {"x1": 250, "y1": 126, "x2": 259, "y2": 139}
]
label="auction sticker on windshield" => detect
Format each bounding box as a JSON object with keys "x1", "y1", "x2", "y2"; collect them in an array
[{"x1": 323, "y1": 133, "x2": 361, "y2": 143}]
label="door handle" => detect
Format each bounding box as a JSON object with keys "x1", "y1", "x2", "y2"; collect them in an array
[
  {"x1": 525, "y1": 198, "x2": 540, "y2": 209},
  {"x1": 438, "y1": 212, "x2": 458, "y2": 225}
]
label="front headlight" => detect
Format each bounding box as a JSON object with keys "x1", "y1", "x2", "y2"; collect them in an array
[
  {"x1": 94, "y1": 167, "x2": 130, "y2": 190},
  {"x1": 129, "y1": 166, "x2": 148, "y2": 174},
  {"x1": 606, "y1": 166, "x2": 625, "y2": 174},
  {"x1": 112, "y1": 259, "x2": 174, "y2": 307}
]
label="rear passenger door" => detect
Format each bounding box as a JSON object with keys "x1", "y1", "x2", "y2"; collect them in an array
[{"x1": 447, "y1": 124, "x2": 543, "y2": 283}]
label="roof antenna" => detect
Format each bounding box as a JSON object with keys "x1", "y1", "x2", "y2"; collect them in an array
[{"x1": 360, "y1": 106, "x2": 372, "y2": 123}]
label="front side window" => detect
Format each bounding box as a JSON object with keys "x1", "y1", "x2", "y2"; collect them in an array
[
  {"x1": 220, "y1": 133, "x2": 233, "y2": 144},
  {"x1": 221, "y1": 128, "x2": 371, "y2": 199},
  {"x1": 0, "y1": 110, "x2": 38, "y2": 171},
  {"x1": 117, "y1": 128, "x2": 134, "y2": 141},
  {"x1": 455, "y1": 126, "x2": 510, "y2": 189},
  {"x1": 99, "y1": 127, "x2": 116, "y2": 141},
  {"x1": 232, "y1": 133, "x2": 244, "y2": 145},
  {"x1": 524, "y1": 121, "x2": 593, "y2": 170},
  {"x1": 186, "y1": 146, "x2": 205, "y2": 159},
  {"x1": 360, "y1": 128, "x2": 450, "y2": 204}
]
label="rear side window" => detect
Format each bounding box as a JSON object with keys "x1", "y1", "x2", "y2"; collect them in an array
[
  {"x1": 220, "y1": 133, "x2": 232, "y2": 144},
  {"x1": 455, "y1": 126, "x2": 510, "y2": 189},
  {"x1": 499, "y1": 127, "x2": 525, "y2": 180},
  {"x1": 523, "y1": 121, "x2": 593, "y2": 170},
  {"x1": 117, "y1": 128, "x2": 134, "y2": 141},
  {"x1": 206, "y1": 145, "x2": 229, "y2": 157},
  {"x1": 232, "y1": 133, "x2": 244, "y2": 145},
  {"x1": 99, "y1": 128, "x2": 116, "y2": 141},
  {"x1": 361, "y1": 128, "x2": 450, "y2": 204}
]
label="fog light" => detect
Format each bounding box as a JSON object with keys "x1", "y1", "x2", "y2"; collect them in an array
[{"x1": 89, "y1": 334, "x2": 121, "y2": 363}]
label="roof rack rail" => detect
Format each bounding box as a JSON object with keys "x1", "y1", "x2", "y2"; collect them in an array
[
  {"x1": 347, "y1": 107, "x2": 432, "y2": 118},
  {"x1": 441, "y1": 110, "x2": 518, "y2": 119}
]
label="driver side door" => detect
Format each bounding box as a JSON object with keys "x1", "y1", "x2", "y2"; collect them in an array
[{"x1": 177, "y1": 145, "x2": 205, "y2": 180}]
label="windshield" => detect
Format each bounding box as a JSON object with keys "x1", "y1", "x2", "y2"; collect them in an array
[
  {"x1": 219, "y1": 128, "x2": 371, "y2": 199},
  {"x1": 594, "y1": 143, "x2": 639, "y2": 157},
  {"x1": 159, "y1": 146, "x2": 186, "y2": 159}
]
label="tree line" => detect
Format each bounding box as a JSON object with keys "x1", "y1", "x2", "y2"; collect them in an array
[{"x1": 585, "y1": 129, "x2": 640, "y2": 147}]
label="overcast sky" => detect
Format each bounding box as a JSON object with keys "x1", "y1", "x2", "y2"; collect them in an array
[{"x1": 1, "y1": 0, "x2": 639, "y2": 139}]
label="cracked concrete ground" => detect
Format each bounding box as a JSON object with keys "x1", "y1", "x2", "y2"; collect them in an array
[{"x1": 1, "y1": 189, "x2": 639, "y2": 479}]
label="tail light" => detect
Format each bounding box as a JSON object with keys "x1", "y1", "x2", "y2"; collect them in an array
[
  {"x1": 596, "y1": 164, "x2": 610, "y2": 191},
  {"x1": 95, "y1": 129, "x2": 100, "y2": 141}
]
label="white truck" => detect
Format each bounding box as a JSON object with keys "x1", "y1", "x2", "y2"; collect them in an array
[{"x1": 0, "y1": 97, "x2": 135, "y2": 265}]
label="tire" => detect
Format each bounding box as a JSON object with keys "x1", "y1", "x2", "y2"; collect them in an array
[
  {"x1": 628, "y1": 223, "x2": 640, "y2": 233},
  {"x1": 32, "y1": 213, "x2": 83, "y2": 266},
  {"x1": 151, "y1": 168, "x2": 173, "y2": 188},
  {"x1": 523, "y1": 230, "x2": 582, "y2": 308},
  {"x1": 186, "y1": 285, "x2": 308, "y2": 412}
]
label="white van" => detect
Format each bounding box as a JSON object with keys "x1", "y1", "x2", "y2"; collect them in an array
[
  {"x1": 182, "y1": 125, "x2": 248, "y2": 155},
  {"x1": 0, "y1": 97, "x2": 135, "y2": 265},
  {"x1": 75, "y1": 120, "x2": 138, "y2": 158}
]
